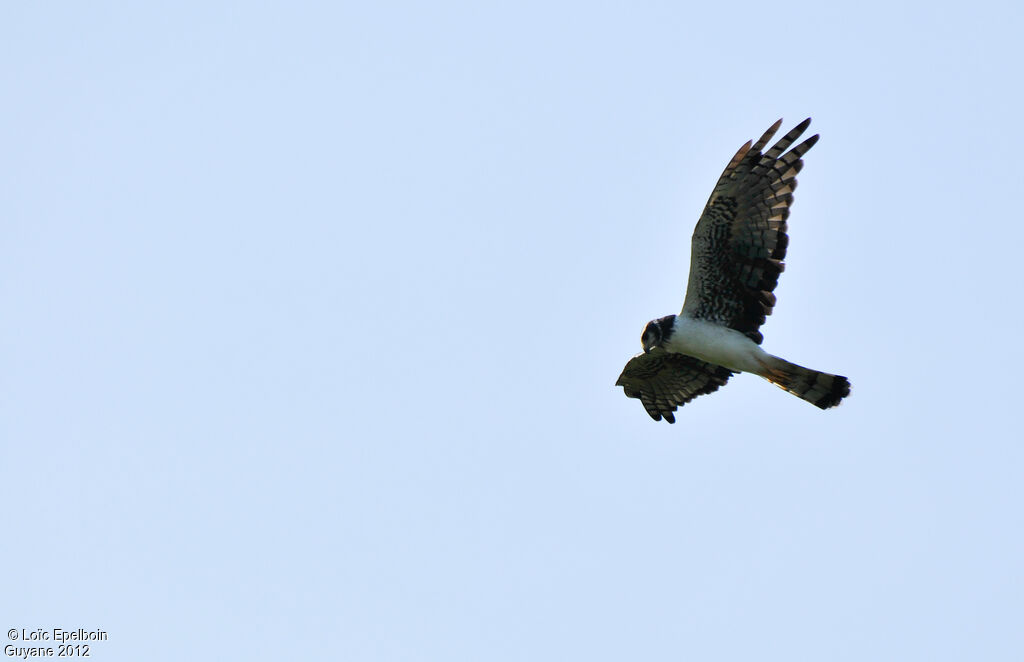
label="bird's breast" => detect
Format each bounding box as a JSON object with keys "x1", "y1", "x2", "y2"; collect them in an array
[{"x1": 666, "y1": 317, "x2": 768, "y2": 374}]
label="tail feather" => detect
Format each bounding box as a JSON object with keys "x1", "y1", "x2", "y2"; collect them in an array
[{"x1": 763, "y1": 357, "x2": 850, "y2": 409}]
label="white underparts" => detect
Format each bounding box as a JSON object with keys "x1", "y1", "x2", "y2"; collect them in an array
[{"x1": 666, "y1": 316, "x2": 775, "y2": 375}]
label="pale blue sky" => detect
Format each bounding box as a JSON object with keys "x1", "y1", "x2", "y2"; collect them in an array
[{"x1": 3, "y1": 1, "x2": 1022, "y2": 660}]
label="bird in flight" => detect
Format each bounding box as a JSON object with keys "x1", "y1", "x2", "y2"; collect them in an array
[{"x1": 616, "y1": 118, "x2": 850, "y2": 423}]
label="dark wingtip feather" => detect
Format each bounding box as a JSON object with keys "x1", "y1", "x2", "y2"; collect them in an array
[{"x1": 751, "y1": 119, "x2": 784, "y2": 152}]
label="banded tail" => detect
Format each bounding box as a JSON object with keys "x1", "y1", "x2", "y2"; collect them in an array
[{"x1": 762, "y1": 356, "x2": 851, "y2": 409}]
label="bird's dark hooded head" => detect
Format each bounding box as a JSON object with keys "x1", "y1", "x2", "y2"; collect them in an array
[{"x1": 641, "y1": 315, "x2": 676, "y2": 353}]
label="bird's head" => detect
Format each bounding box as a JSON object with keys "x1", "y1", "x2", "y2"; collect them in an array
[{"x1": 641, "y1": 315, "x2": 676, "y2": 353}]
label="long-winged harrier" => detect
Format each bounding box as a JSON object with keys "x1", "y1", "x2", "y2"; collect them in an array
[{"x1": 616, "y1": 118, "x2": 850, "y2": 423}]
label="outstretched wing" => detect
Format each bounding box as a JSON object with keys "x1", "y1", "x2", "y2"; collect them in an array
[
  {"x1": 681, "y1": 119, "x2": 818, "y2": 344},
  {"x1": 616, "y1": 351, "x2": 733, "y2": 423}
]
